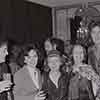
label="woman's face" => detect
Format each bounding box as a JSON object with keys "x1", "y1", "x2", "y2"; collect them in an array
[
  {"x1": 0, "y1": 44, "x2": 8, "y2": 61},
  {"x1": 73, "y1": 45, "x2": 84, "y2": 64},
  {"x1": 91, "y1": 26, "x2": 100, "y2": 45},
  {"x1": 44, "y1": 40, "x2": 53, "y2": 53},
  {"x1": 24, "y1": 49, "x2": 38, "y2": 68},
  {"x1": 47, "y1": 56, "x2": 61, "y2": 71}
]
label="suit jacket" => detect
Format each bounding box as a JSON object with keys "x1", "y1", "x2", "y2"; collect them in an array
[
  {"x1": 13, "y1": 66, "x2": 42, "y2": 100},
  {"x1": 42, "y1": 72, "x2": 69, "y2": 100}
]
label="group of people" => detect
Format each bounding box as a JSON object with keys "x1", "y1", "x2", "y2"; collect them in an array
[{"x1": 0, "y1": 21, "x2": 100, "y2": 100}]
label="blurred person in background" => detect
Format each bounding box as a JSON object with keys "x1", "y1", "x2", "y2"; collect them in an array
[
  {"x1": 8, "y1": 45, "x2": 22, "y2": 75},
  {"x1": 88, "y1": 21, "x2": 100, "y2": 99}
]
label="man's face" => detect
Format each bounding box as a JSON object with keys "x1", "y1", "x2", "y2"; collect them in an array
[
  {"x1": 0, "y1": 44, "x2": 8, "y2": 60},
  {"x1": 91, "y1": 26, "x2": 100, "y2": 45}
]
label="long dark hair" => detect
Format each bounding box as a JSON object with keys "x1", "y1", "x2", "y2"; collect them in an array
[{"x1": 22, "y1": 43, "x2": 43, "y2": 70}]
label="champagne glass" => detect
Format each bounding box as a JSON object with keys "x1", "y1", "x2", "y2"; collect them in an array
[{"x1": 3, "y1": 73, "x2": 12, "y2": 100}]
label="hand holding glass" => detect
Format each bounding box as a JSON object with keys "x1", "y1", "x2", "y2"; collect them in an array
[{"x1": 0, "y1": 73, "x2": 12, "y2": 93}]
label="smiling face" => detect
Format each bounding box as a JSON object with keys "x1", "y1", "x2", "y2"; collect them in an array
[
  {"x1": 91, "y1": 26, "x2": 100, "y2": 45},
  {"x1": 73, "y1": 45, "x2": 84, "y2": 64},
  {"x1": 0, "y1": 44, "x2": 8, "y2": 62},
  {"x1": 24, "y1": 49, "x2": 38, "y2": 68},
  {"x1": 47, "y1": 56, "x2": 62, "y2": 71}
]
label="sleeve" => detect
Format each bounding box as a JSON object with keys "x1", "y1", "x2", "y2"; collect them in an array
[
  {"x1": 86, "y1": 79, "x2": 95, "y2": 100},
  {"x1": 13, "y1": 71, "x2": 37, "y2": 100}
]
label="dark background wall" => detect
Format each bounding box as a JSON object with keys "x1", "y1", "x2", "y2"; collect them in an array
[{"x1": 0, "y1": 0, "x2": 52, "y2": 44}]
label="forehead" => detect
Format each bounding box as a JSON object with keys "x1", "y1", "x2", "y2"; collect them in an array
[
  {"x1": 48, "y1": 56, "x2": 60, "y2": 61},
  {"x1": 28, "y1": 49, "x2": 37, "y2": 56}
]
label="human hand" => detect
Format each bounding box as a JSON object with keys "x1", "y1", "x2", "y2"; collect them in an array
[
  {"x1": 34, "y1": 90, "x2": 46, "y2": 100},
  {"x1": 0, "y1": 80, "x2": 12, "y2": 93}
]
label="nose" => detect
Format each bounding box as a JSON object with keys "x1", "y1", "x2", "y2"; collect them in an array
[{"x1": 6, "y1": 50, "x2": 8, "y2": 55}]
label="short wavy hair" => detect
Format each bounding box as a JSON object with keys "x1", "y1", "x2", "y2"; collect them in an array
[{"x1": 44, "y1": 50, "x2": 66, "y2": 73}]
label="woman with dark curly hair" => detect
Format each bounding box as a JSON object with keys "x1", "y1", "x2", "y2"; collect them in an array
[{"x1": 13, "y1": 43, "x2": 46, "y2": 100}]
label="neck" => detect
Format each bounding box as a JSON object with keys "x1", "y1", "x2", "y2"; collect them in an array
[
  {"x1": 0, "y1": 58, "x2": 5, "y2": 63},
  {"x1": 26, "y1": 64, "x2": 37, "y2": 70},
  {"x1": 50, "y1": 69, "x2": 60, "y2": 73}
]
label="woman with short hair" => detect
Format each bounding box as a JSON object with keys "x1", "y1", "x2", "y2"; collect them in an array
[{"x1": 42, "y1": 50, "x2": 69, "y2": 100}]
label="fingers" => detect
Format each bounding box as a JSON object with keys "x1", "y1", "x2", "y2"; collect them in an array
[
  {"x1": 35, "y1": 91, "x2": 46, "y2": 100},
  {"x1": 37, "y1": 96, "x2": 46, "y2": 100},
  {"x1": 0, "y1": 86, "x2": 10, "y2": 93},
  {"x1": 38, "y1": 91, "x2": 44, "y2": 94},
  {"x1": 2, "y1": 87, "x2": 10, "y2": 91},
  {"x1": 0, "y1": 80, "x2": 12, "y2": 93},
  {"x1": 0, "y1": 80, "x2": 12, "y2": 85}
]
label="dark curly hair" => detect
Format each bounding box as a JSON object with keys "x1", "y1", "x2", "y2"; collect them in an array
[{"x1": 22, "y1": 43, "x2": 42, "y2": 69}]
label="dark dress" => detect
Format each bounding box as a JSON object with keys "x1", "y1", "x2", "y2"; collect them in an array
[
  {"x1": 68, "y1": 71, "x2": 95, "y2": 100},
  {"x1": 0, "y1": 62, "x2": 13, "y2": 100},
  {"x1": 42, "y1": 72, "x2": 69, "y2": 100}
]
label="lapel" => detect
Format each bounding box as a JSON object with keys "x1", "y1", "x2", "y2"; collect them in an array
[
  {"x1": 23, "y1": 67, "x2": 37, "y2": 91},
  {"x1": 23, "y1": 66, "x2": 43, "y2": 90}
]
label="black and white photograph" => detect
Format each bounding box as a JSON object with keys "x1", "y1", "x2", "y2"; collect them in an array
[{"x1": 0, "y1": 0, "x2": 100, "y2": 100}]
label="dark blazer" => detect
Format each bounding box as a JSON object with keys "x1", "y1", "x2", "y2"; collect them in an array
[
  {"x1": 13, "y1": 66, "x2": 42, "y2": 100},
  {"x1": 42, "y1": 72, "x2": 69, "y2": 100}
]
